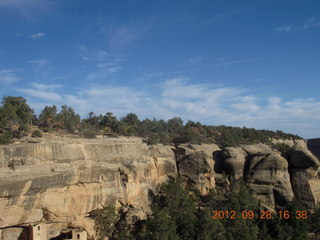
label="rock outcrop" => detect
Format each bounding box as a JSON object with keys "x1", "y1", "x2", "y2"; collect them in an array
[
  {"x1": 223, "y1": 144, "x2": 294, "y2": 209},
  {"x1": 173, "y1": 144, "x2": 219, "y2": 195},
  {"x1": 0, "y1": 136, "x2": 176, "y2": 239},
  {"x1": 222, "y1": 141, "x2": 320, "y2": 209},
  {"x1": 0, "y1": 136, "x2": 319, "y2": 239},
  {"x1": 287, "y1": 147, "x2": 320, "y2": 208}
]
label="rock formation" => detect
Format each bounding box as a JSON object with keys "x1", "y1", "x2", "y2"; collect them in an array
[
  {"x1": 223, "y1": 144, "x2": 294, "y2": 208},
  {"x1": 0, "y1": 135, "x2": 319, "y2": 239},
  {"x1": 0, "y1": 136, "x2": 176, "y2": 239}
]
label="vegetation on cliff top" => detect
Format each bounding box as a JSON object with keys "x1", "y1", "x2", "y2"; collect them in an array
[{"x1": 0, "y1": 96, "x2": 302, "y2": 146}]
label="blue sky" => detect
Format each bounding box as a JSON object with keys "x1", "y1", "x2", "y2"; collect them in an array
[{"x1": 0, "y1": 0, "x2": 319, "y2": 138}]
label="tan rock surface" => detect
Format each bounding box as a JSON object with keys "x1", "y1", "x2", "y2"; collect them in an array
[
  {"x1": 223, "y1": 144, "x2": 294, "y2": 208},
  {"x1": 288, "y1": 148, "x2": 320, "y2": 208},
  {"x1": 173, "y1": 144, "x2": 220, "y2": 195},
  {"x1": 0, "y1": 136, "x2": 176, "y2": 237},
  {"x1": 1, "y1": 135, "x2": 320, "y2": 239}
]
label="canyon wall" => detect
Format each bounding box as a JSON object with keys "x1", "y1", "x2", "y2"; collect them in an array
[{"x1": 0, "y1": 136, "x2": 319, "y2": 239}]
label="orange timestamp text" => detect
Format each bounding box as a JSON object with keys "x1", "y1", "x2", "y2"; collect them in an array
[{"x1": 212, "y1": 210, "x2": 308, "y2": 220}]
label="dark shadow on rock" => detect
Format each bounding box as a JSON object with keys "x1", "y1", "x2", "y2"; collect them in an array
[{"x1": 213, "y1": 150, "x2": 224, "y2": 173}]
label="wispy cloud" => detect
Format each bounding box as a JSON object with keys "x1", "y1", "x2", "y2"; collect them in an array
[
  {"x1": 276, "y1": 25, "x2": 293, "y2": 32},
  {"x1": 79, "y1": 49, "x2": 107, "y2": 62},
  {"x1": 100, "y1": 19, "x2": 152, "y2": 48},
  {"x1": 30, "y1": 82, "x2": 62, "y2": 90},
  {"x1": 27, "y1": 59, "x2": 48, "y2": 67},
  {"x1": 188, "y1": 56, "x2": 205, "y2": 65},
  {"x1": 97, "y1": 58, "x2": 122, "y2": 68},
  {"x1": 276, "y1": 17, "x2": 320, "y2": 32},
  {"x1": 0, "y1": 0, "x2": 55, "y2": 17},
  {"x1": 15, "y1": 88, "x2": 62, "y2": 102},
  {"x1": 15, "y1": 32, "x2": 24, "y2": 37},
  {"x1": 0, "y1": 0, "x2": 31, "y2": 8},
  {"x1": 302, "y1": 17, "x2": 320, "y2": 30},
  {"x1": 200, "y1": 13, "x2": 224, "y2": 26},
  {"x1": 75, "y1": 45, "x2": 124, "y2": 80},
  {"x1": 15, "y1": 83, "x2": 63, "y2": 102},
  {"x1": 0, "y1": 69, "x2": 21, "y2": 84},
  {"x1": 86, "y1": 66, "x2": 122, "y2": 80},
  {"x1": 74, "y1": 44, "x2": 123, "y2": 80},
  {"x1": 29, "y1": 32, "x2": 46, "y2": 39},
  {"x1": 14, "y1": 79, "x2": 320, "y2": 138},
  {"x1": 215, "y1": 58, "x2": 260, "y2": 67},
  {"x1": 107, "y1": 66, "x2": 122, "y2": 73}
]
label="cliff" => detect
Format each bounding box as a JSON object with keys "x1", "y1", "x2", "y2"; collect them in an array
[{"x1": 0, "y1": 136, "x2": 319, "y2": 239}]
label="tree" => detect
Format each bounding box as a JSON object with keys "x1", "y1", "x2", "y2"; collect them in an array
[
  {"x1": 101, "y1": 112, "x2": 121, "y2": 133},
  {"x1": 56, "y1": 105, "x2": 80, "y2": 132},
  {"x1": 286, "y1": 200, "x2": 309, "y2": 240},
  {"x1": 122, "y1": 113, "x2": 140, "y2": 127},
  {"x1": 83, "y1": 112, "x2": 101, "y2": 129},
  {"x1": 195, "y1": 207, "x2": 226, "y2": 240},
  {"x1": 0, "y1": 96, "x2": 33, "y2": 137},
  {"x1": 310, "y1": 206, "x2": 320, "y2": 238},
  {"x1": 91, "y1": 204, "x2": 119, "y2": 240},
  {"x1": 144, "y1": 177, "x2": 197, "y2": 240},
  {"x1": 121, "y1": 113, "x2": 140, "y2": 136},
  {"x1": 39, "y1": 105, "x2": 58, "y2": 130},
  {"x1": 167, "y1": 117, "x2": 183, "y2": 133},
  {"x1": 145, "y1": 207, "x2": 180, "y2": 240},
  {"x1": 223, "y1": 181, "x2": 259, "y2": 240}
]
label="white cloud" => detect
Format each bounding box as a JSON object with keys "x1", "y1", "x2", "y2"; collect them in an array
[
  {"x1": 0, "y1": 0, "x2": 54, "y2": 17},
  {"x1": 29, "y1": 32, "x2": 46, "y2": 39},
  {"x1": 14, "y1": 83, "x2": 63, "y2": 102},
  {"x1": 100, "y1": 19, "x2": 152, "y2": 48},
  {"x1": 107, "y1": 66, "x2": 122, "y2": 73},
  {"x1": 302, "y1": 17, "x2": 320, "y2": 30},
  {"x1": 86, "y1": 61, "x2": 122, "y2": 80},
  {"x1": 75, "y1": 45, "x2": 123, "y2": 78},
  {"x1": 215, "y1": 58, "x2": 260, "y2": 67},
  {"x1": 75, "y1": 45, "x2": 108, "y2": 62},
  {"x1": 27, "y1": 59, "x2": 48, "y2": 67},
  {"x1": 15, "y1": 88, "x2": 62, "y2": 102},
  {"x1": 188, "y1": 56, "x2": 204, "y2": 65},
  {"x1": 0, "y1": 69, "x2": 21, "y2": 84},
  {"x1": 0, "y1": 0, "x2": 30, "y2": 7},
  {"x1": 97, "y1": 58, "x2": 123, "y2": 68},
  {"x1": 81, "y1": 50, "x2": 107, "y2": 61},
  {"x1": 14, "y1": 80, "x2": 320, "y2": 138},
  {"x1": 276, "y1": 25, "x2": 292, "y2": 32},
  {"x1": 276, "y1": 17, "x2": 320, "y2": 32},
  {"x1": 30, "y1": 82, "x2": 62, "y2": 90}
]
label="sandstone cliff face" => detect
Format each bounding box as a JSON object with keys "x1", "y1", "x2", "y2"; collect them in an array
[
  {"x1": 222, "y1": 141, "x2": 320, "y2": 209},
  {"x1": 173, "y1": 144, "x2": 219, "y2": 195},
  {"x1": 0, "y1": 136, "x2": 176, "y2": 238},
  {"x1": 0, "y1": 136, "x2": 319, "y2": 239},
  {"x1": 223, "y1": 144, "x2": 294, "y2": 209},
  {"x1": 287, "y1": 147, "x2": 320, "y2": 208}
]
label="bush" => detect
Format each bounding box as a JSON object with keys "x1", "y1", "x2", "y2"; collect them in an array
[
  {"x1": 91, "y1": 203, "x2": 119, "y2": 240},
  {"x1": 31, "y1": 130, "x2": 42, "y2": 138},
  {"x1": 83, "y1": 129, "x2": 97, "y2": 138},
  {"x1": 271, "y1": 143, "x2": 296, "y2": 157},
  {"x1": 0, "y1": 131, "x2": 12, "y2": 144}
]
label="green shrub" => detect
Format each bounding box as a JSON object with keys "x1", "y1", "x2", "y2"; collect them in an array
[
  {"x1": 83, "y1": 129, "x2": 97, "y2": 138},
  {"x1": 91, "y1": 203, "x2": 119, "y2": 240},
  {"x1": 0, "y1": 131, "x2": 12, "y2": 144},
  {"x1": 31, "y1": 130, "x2": 42, "y2": 138},
  {"x1": 271, "y1": 143, "x2": 296, "y2": 156}
]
